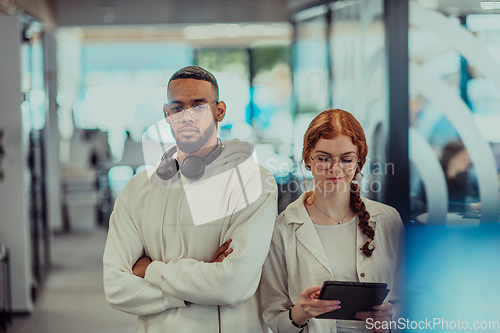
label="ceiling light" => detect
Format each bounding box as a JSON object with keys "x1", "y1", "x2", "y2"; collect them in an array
[{"x1": 480, "y1": 2, "x2": 495, "y2": 10}]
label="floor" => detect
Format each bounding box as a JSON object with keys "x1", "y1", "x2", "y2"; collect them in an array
[{"x1": 9, "y1": 228, "x2": 136, "y2": 333}]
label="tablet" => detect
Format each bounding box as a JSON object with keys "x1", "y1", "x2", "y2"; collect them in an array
[{"x1": 316, "y1": 281, "x2": 390, "y2": 320}]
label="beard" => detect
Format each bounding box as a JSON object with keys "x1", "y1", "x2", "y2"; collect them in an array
[{"x1": 171, "y1": 120, "x2": 217, "y2": 154}]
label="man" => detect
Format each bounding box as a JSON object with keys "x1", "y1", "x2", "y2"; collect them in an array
[{"x1": 103, "y1": 66, "x2": 277, "y2": 333}]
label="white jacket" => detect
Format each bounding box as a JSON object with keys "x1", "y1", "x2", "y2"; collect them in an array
[
  {"x1": 259, "y1": 193, "x2": 404, "y2": 333},
  {"x1": 103, "y1": 140, "x2": 278, "y2": 332}
]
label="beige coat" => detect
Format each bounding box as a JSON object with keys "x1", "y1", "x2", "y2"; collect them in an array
[
  {"x1": 260, "y1": 193, "x2": 404, "y2": 333},
  {"x1": 103, "y1": 140, "x2": 278, "y2": 333}
]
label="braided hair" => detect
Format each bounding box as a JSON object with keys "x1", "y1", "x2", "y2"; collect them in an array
[
  {"x1": 350, "y1": 182, "x2": 375, "y2": 256},
  {"x1": 302, "y1": 109, "x2": 375, "y2": 257}
]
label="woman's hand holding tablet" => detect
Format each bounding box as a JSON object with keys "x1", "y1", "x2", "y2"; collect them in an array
[
  {"x1": 354, "y1": 302, "x2": 394, "y2": 333},
  {"x1": 290, "y1": 286, "x2": 342, "y2": 326}
]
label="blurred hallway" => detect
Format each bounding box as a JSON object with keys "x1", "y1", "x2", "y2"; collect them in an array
[
  {"x1": 9, "y1": 229, "x2": 136, "y2": 333},
  {"x1": 1, "y1": 0, "x2": 500, "y2": 331}
]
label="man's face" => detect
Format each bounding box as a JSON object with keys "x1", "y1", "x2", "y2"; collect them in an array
[{"x1": 166, "y1": 78, "x2": 225, "y2": 154}]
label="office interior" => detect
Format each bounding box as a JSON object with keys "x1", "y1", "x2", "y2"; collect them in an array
[{"x1": 0, "y1": 0, "x2": 499, "y2": 332}]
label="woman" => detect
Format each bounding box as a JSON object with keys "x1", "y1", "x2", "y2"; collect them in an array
[
  {"x1": 260, "y1": 109, "x2": 404, "y2": 333},
  {"x1": 440, "y1": 141, "x2": 478, "y2": 212}
]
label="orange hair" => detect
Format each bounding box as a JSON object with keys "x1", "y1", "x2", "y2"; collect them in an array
[{"x1": 302, "y1": 109, "x2": 375, "y2": 257}]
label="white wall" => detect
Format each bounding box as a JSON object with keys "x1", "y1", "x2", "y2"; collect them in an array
[{"x1": 0, "y1": 12, "x2": 34, "y2": 312}]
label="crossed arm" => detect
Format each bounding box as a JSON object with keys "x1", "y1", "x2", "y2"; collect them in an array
[
  {"x1": 132, "y1": 239, "x2": 233, "y2": 278},
  {"x1": 103, "y1": 174, "x2": 277, "y2": 315}
]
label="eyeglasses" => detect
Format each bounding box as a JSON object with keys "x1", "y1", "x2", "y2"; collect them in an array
[
  {"x1": 310, "y1": 154, "x2": 359, "y2": 171},
  {"x1": 163, "y1": 101, "x2": 218, "y2": 122}
]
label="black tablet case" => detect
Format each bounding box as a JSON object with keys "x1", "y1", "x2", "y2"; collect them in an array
[{"x1": 316, "y1": 281, "x2": 390, "y2": 320}]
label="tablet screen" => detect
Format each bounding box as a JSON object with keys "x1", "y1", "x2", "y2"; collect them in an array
[{"x1": 317, "y1": 281, "x2": 390, "y2": 320}]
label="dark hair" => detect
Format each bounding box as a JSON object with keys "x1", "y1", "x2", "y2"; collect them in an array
[
  {"x1": 441, "y1": 141, "x2": 466, "y2": 177},
  {"x1": 302, "y1": 108, "x2": 375, "y2": 257},
  {"x1": 168, "y1": 66, "x2": 219, "y2": 99}
]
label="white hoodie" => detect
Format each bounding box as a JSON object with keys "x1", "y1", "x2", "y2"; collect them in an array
[{"x1": 103, "y1": 139, "x2": 278, "y2": 333}]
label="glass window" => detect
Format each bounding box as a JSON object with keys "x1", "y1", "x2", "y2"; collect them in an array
[
  {"x1": 294, "y1": 11, "x2": 329, "y2": 114},
  {"x1": 409, "y1": 5, "x2": 500, "y2": 223}
]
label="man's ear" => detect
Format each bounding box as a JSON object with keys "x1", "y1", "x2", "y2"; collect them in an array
[{"x1": 215, "y1": 101, "x2": 226, "y2": 123}]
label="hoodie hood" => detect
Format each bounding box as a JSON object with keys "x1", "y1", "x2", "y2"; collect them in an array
[{"x1": 203, "y1": 139, "x2": 254, "y2": 177}]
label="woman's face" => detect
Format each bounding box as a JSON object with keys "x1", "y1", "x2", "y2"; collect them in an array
[{"x1": 307, "y1": 134, "x2": 359, "y2": 194}]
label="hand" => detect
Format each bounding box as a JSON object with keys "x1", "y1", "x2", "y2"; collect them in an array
[
  {"x1": 290, "y1": 286, "x2": 341, "y2": 326},
  {"x1": 132, "y1": 256, "x2": 152, "y2": 278},
  {"x1": 469, "y1": 202, "x2": 481, "y2": 211},
  {"x1": 210, "y1": 239, "x2": 233, "y2": 263},
  {"x1": 355, "y1": 302, "x2": 393, "y2": 333}
]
